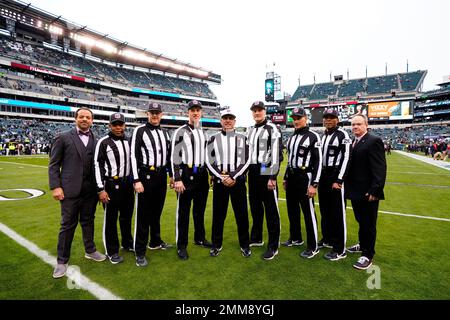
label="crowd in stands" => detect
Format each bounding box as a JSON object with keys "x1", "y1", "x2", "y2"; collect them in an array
[
  {"x1": 0, "y1": 118, "x2": 121, "y2": 155},
  {"x1": 0, "y1": 72, "x2": 220, "y2": 119},
  {"x1": 1, "y1": 116, "x2": 449, "y2": 160},
  {"x1": 0, "y1": 38, "x2": 216, "y2": 100},
  {"x1": 280, "y1": 124, "x2": 449, "y2": 158},
  {"x1": 0, "y1": 117, "x2": 221, "y2": 155}
]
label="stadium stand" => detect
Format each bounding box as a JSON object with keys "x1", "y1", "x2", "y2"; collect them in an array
[
  {"x1": 0, "y1": 11, "x2": 222, "y2": 131},
  {"x1": 0, "y1": 37, "x2": 218, "y2": 100},
  {"x1": 309, "y1": 82, "x2": 337, "y2": 100},
  {"x1": 0, "y1": 116, "x2": 224, "y2": 155},
  {"x1": 338, "y1": 79, "x2": 366, "y2": 98},
  {"x1": 291, "y1": 71, "x2": 426, "y2": 102}
]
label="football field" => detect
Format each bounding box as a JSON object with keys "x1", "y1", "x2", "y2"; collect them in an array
[{"x1": 0, "y1": 151, "x2": 449, "y2": 300}]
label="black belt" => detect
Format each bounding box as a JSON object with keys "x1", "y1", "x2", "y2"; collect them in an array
[
  {"x1": 288, "y1": 166, "x2": 311, "y2": 174},
  {"x1": 140, "y1": 165, "x2": 167, "y2": 173},
  {"x1": 181, "y1": 164, "x2": 206, "y2": 174},
  {"x1": 106, "y1": 176, "x2": 129, "y2": 183}
]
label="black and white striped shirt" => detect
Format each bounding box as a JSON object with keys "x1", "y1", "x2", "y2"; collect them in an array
[
  {"x1": 171, "y1": 123, "x2": 207, "y2": 181},
  {"x1": 247, "y1": 120, "x2": 283, "y2": 179},
  {"x1": 94, "y1": 132, "x2": 131, "y2": 191},
  {"x1": 131, "y1": 123, "x2": 171, "y2": 182},
  {"x1": 285, "y1": 126, "x2": 322, "y2": 184},
  {"x1": 206, "y1": 130, "x2": 250, "y2": 181},
  {"x1": 321, "y1": 127, "x2": 351, "y2": 183}
]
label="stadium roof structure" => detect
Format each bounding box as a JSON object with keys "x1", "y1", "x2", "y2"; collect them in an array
[
  {"x1": 0, "y1": 0, "x2": 221, "y2": 84},
  {"x1": 291, "y1": 70, "x2": 427, "y2": 103}
]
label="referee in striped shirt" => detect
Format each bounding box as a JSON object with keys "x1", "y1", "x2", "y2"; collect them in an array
[
  {"x1": 318, "y1": 108, "x2": 351, "y2": 261},
  {"x1": 283, "y1": 107, "x2": 322, "y2": 259},
  {"x1": 206, "y1": 107, "x2": 252, "y2": 258},
  {"x1": 171, "y1": 100, "x2": 212, "y2": 260},
  {"x1": 131, "y1": 102, "x2": 173, "y2": 267},
  {"x1": 94, "y1": 112, "x2": 134, "y2": 264},
  {"x1": 247, "y1": 101, "x2": 283, "y2": 260}
]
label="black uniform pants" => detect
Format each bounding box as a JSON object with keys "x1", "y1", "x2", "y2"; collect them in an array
[
  {"x1": 211, "y1": 178, "x2": 250, "y2": 250},
  {"x1": 318, "y1": 170, "x2": 347, "y2": 254},
  {"x1": 176, "y1": 169, "x2": 209, "y2": 249},
  {"x1": 285, "y1": 171, "x2": 318, "y2": 251},
  {"x1": 351, "y1": 199, "x2": 379, "y2": 259},
  {"x1": 248, "y1": 166, "x2": 280, "y2": 251},
  {"x1": 57, "y1": 181, "x2": 97, "y2": 264},
  {"x1": 102, "y1": 179, "x2": 134, "y2": 256},
  {"x1": 134, "y1": 170, "x2": 167, "y2": 257}
]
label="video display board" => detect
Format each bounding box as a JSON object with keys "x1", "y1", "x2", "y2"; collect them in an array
[
  {"x1": 367, "y1": 101, "x2": 413, "y2": 120},
  {"x1": 265, "y1": 79, "x2": 274, "y2": 102}
]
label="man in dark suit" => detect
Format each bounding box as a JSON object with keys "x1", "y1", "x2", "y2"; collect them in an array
[
  {"x1": 49, "y1": 107, "x2": 106, "y2": 279},
  {"x1": 345, "y1": 114, "x2": 386, "y2": 270}
]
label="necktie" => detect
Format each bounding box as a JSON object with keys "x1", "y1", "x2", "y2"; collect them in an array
[
  {"x1": 353, "y1": 138, "x2": 359, "y2": 148},
  {"x1": 79, "y1": 131, "x2": 90, "y2": 136}
]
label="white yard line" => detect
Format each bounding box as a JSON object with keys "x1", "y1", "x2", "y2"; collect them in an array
[
  {"x1": 0, "y1": 161, "x2": 48, "y2": 169},
  {"x1": 388, "y1": 171, "x2": 450, "y2": 175},
  {"x1": 276, "y1": 197, "x2": 450, "y2": 222},
  {"x1": 0, "y1": 222, "x2": 122, "y2": 300},
  {"x1": 395, "y1": 150, "x2": 450, "y2": 171}
]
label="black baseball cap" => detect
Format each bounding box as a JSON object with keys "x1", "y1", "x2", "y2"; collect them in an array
[
  {"x1": 250, "y1": 100, "x2": 265, "y2": 111},
  {"x1": 322, "y1": 108, "x2": 339, "y2": 118},
  {"x1": 148, "y1": 102, "x2": 162, "y2": 112},
  {"x1": 188, "y1": 100, "x2": 202, "y2": 110},
  {"x1": 110, "y1": 112, "x2": 125, "y2": 124},
  {"x1": 291, "y1": 107, "x2": 307, "y2": 117}
]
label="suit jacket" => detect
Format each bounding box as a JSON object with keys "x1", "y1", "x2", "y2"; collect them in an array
[
  {"x1": 345, "y1": 132, "x2": 386, "y2": 201},
  {"x1": 48, "y1": 128, "x2": 97, "y2": 198}
]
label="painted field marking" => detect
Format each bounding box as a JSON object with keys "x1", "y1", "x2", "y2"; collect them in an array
[{"x1": 0, "y1": 222, "x2": 122, "y2": 300}]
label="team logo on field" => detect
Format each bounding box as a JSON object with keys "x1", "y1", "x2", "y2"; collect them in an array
[{"x1": 0, "y1": 189, "x2": 45, "y2": 201}]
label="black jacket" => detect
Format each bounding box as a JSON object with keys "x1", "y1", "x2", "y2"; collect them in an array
[{"x1": 345, "y1": 132, "x2": 386, "y2": 201}]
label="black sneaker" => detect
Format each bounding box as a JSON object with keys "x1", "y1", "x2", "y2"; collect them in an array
[
  {"x1": 135, "y1": 256, "x2": 148, "y2": 267},
  {"x1": 262, "y1": 248, "x2": 279, "y2": 261},
  {"x1": 317, "y1": 239, "x2": 332, "y2": 249},
  {"x1": 209, "y1": 247, "x2": 222, "y2": 257},
  {"x1": 177, "y1": 248, "x2": 189, "y2": 260},
  {"x1": 148, "y1": 241, "x2": 174, "y2": 250},
  {"x1": 108, "y1": 253, "x2": 124, "y2": 264},
  {"x1": 249, "y1": 241, "x2": 265, "y2": 247},
  {"x1": 324, "y1": 251, "x2": 347, "y2": 261},
  {"x1": 281, "y1": 239, "x2": 304, "y2": 247},
  {"x1": 194, "y1": 239, "x2": 212, "y2": 248},
  {"x1": 300, "y1": 249, "x2": 320, "y2": 259},
  {"x1": 241, "y1": 247, "x2": 252, "y2": 258},
  {"x1": 346, "y1": 243, "x2": 362, "y2": 253},
  {"x1": 353, "y1": 256, "x2": 373, "y2": 270}
]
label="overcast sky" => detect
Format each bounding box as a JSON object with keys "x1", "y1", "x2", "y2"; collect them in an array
[{"x1": 31, "y1": 0, "x2": 449, "y2": 126}]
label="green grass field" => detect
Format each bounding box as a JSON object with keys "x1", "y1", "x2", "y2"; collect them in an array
[{"x1": 0, "y1": 152, "x2": 449, "y2": 300}]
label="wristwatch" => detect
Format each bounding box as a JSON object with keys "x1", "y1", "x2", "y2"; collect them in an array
[{"x1": 311, "y1": 183, "x2": 319, "y2": 188}]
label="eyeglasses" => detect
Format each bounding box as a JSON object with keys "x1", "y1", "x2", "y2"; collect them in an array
[{"x1": 222, "y1": 116, "x2": 235, "y2": 120}]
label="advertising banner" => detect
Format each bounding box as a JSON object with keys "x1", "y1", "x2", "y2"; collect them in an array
[
  {"x1": 367, "y1": 101, "x2": 412, "y2": 120},
  {"x1": 271, "y1": 114, "x2": 286, "y2": 123}
]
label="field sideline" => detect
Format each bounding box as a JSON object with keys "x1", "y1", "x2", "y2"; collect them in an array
[{"x1": 0, "y1": 151, "x2": 449, "y2": 300}]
